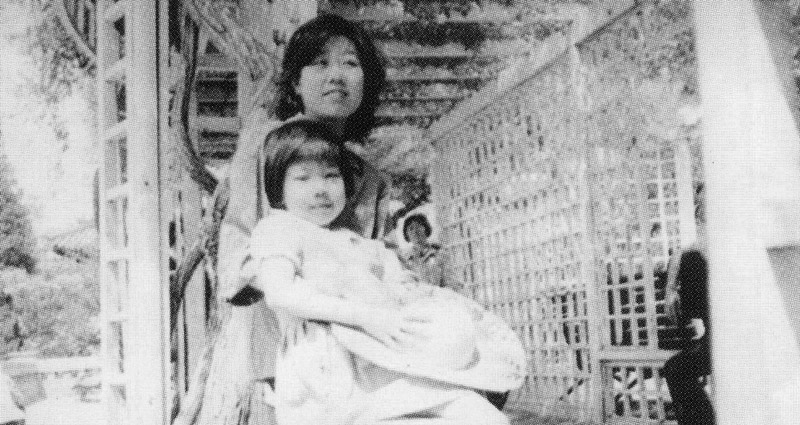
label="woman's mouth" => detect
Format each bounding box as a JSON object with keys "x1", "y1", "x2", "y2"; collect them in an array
[{"x1": 324, "y1": 89, "x2": 348, "y2": 99}]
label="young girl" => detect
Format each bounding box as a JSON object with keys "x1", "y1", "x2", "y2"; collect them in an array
[{"x1": 250, "y1": 120, "x2": 524, "y2": 425}]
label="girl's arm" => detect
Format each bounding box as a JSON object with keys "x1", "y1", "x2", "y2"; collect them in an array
[{"x1": 255, "y1": 257, "x2": 428, "y2": 350}]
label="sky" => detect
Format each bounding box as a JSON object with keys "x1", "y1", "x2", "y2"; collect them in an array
[{"x1": 0, "y1": 2, "x2": 97, "y2": 237}]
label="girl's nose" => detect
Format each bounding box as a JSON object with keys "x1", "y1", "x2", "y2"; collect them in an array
[{"x1": 312, "y1": 180, "x2": 331, "y2": 196}]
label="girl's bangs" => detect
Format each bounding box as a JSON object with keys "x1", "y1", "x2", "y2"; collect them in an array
[{"x1": 292, "y1": 139, "x2": 344, "y2": 167}]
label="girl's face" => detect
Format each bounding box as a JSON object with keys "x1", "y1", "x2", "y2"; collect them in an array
[
  {"x1": 295, "y1": 36, "x2": 364, "y2": 124},
  {"x1": 283, "y1": 159, "x2": 346, "y2": 227}
]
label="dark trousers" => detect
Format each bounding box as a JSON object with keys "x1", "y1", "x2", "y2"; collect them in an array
[{"x1": 662, "y1": 337, "x2": 715, "y2": 425}]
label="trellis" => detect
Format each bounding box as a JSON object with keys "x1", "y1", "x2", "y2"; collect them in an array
[
  {"x1": 97, "y1": 1, "x2": 169, "y2": 424},
  {"x1": 429, "y1": 2, "x2": 699, "y2": 423}
]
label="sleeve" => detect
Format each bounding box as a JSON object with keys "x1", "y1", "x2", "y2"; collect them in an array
[
  {"x1": 372, "y1": 170, "x2": 391, "y2": 239},
  {"x1": 217, "y1": 110, "x2": 281, "y2": 301},
  {"x1": 340, "y1": 149, "x2": 391, "y2": 240},
  {"x1": 677, "y1": 249, "x2": 709, "y2": 323},
  {"x1": 249, "y1": 213, "x2": 303, "y2": 271},
  {"x1": 223, "y1": 108, "x2": 280, "y2": 234}
]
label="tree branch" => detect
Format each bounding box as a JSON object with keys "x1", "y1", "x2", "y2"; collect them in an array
[{"x1": 171, "y1": 20, "x2": 219, "y2": 194}]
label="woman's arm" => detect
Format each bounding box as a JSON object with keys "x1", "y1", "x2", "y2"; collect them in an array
[
  {"x1": 217, "y1": 110, "x2": 282, "y2": 301},
  {"x1": 217, "y1": 221, "x2": 257, "y2": 302},
  {"x1": 255, "y1": 257, "x2": 428, "y2": 350}
]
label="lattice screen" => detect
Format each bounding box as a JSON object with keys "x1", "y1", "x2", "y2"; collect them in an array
[
  {"x1": 98, "y1": 1, "x2": 130, "y2": 422},
  {"x1": 430, "y1": 3, "x2": 700, "y2": 423},
  {"x1": 99, "y1": 1, "x2": 169, "y2": 423},
  {"x1": 432, "y1": 57, "x2": 597, "y2": 422}
]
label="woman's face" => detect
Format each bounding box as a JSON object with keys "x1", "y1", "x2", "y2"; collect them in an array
[
  {"x1": 283, "y1": 159, "x2": 346, "y2": 227},
  {"x1": 295, "y1": 36, "x2": 364, "y2": 124}
]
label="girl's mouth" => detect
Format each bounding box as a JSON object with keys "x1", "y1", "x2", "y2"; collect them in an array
[{"x1": 311, "y1": 203, "x2": 333, "y2": 210}]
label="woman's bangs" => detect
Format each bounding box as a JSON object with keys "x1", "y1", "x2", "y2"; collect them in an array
[{"x1": 294, "y1": 26, "x2": 351, "y2": 68}]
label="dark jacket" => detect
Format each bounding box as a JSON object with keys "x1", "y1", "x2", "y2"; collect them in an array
[{"x1": 675, "y1": 248, "x2": 710, "y2": 339}]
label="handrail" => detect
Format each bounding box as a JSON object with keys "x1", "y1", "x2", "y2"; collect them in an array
[{"x1": 1, "y1": 356, "x2": 101, "y2": 378}]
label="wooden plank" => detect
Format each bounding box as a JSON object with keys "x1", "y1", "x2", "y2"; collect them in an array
[
  {"x1": 631, "y1": 146, "x2": 659, "y2": 350},
  {"x1": 97, "y1": 2, "x2": 128, "y2": 423},
  {"x1": 1, "y1": 357, "x2": 101, "y2": 376},
  {"x1": 103, "y1": 0, "x2": 127, "y2": 24},
  {"x1": 125, "y1": 1, "x2": 168, "y2": 423},
  {"x1": 197, "y1": 53, "x2": 236, "y2": 71},
  {"x1": 104, "y1": 183, "x2": 129, "y2": 202},
  {"x1": 103, "y1": 120, "x2": 127, "y2": 142},
  {"x1": 105, "y1": 58, "x2": 127, "y2": 83},
  {"x1": 693, "y1": 1, "x2": 800, "y2": 423},
  {"x1": 194, "y1": 116, "x2": 240, "y2": 133},
  {"x1": 598, "y1": 349, "x2": 676, "y2": 363}
]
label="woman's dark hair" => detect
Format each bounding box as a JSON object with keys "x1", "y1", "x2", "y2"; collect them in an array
[
  {"x1": 273, "y1": 14, "x2": 386, "y2": 141},
  {"x1": 403, "y1": 214, "x2": 432, "y2": 242},
  {"x1": 262, "y1": 119, "x2": 357, "y2": 209}
]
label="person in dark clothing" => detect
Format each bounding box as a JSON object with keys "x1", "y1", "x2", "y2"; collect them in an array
[{"x1": 662, "y1": 238, "x2": 715, "y2": 424}]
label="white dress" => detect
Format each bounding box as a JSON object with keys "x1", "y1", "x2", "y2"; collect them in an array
[{"x1": 250, "y1": 211, "x2": 508, "y2": 425}]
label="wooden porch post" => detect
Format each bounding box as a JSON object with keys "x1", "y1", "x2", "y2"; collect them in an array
[
  {"x1": 693, "y1": 0, "x2": 800, "y2": 423},
  {"x1": 126, "y1": 0, "x2": 168, "y2": 423}
]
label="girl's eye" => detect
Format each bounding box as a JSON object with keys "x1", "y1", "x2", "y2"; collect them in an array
[
  {"x1": 344, "y1": 58, "x2": 360, "y2": 67},
  {"x1": 325, "y1": 172, "x2": 341, "y2": 179}
]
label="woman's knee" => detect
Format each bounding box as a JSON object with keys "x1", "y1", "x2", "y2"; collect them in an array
[{"x1": 662, "y1": 354, "x2": 681, "y2": 380}]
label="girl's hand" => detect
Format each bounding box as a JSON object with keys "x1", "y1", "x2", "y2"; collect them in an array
[{"x1": 359, "y1": 307, "x2": 431, "y2": 351}]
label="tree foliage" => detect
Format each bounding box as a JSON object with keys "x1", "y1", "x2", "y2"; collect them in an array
[
  {"x1": 25, "y1": 0, "x2": 95, "y2": 104},
  {"x1": 0, "y1": 153, "x2": 37, "y2": 273},
  {"x1": 0, "y1": 254, "x2": 100, "y2": 358}
]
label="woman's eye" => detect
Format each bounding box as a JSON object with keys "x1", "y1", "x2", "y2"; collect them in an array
[
  {"x1": 325, "y1": 172, "x2": 342, "y2": 179},
  {"x1": 344, "y1": 58, "x2": 360, "y2": 67}
]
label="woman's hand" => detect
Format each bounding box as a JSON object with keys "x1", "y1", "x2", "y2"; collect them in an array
[
  {"x1": 688, "y1": 318, "x2": 706, "y2": 340},
  {"x1": 358, "y1": 307, "x2": 431, "y2": 351}
]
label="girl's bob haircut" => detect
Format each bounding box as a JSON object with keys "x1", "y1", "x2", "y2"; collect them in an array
[
  {"x1": 263, "y1": 119, "x2": 357, "y2": 209},
  {"x1": 273, "y1": 14, "x2": 386, "y2": 141}
]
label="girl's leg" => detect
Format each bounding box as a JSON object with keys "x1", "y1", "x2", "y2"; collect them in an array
[{"x1": 362, "y1": 389, "x2": 508, "y2": 425}]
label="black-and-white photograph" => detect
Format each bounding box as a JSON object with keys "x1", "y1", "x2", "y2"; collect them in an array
[{"x1": 1, "y1": 1, "x2": 799, "y2": 424}]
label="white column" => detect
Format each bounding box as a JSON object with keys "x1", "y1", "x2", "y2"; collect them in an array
[
  {"x1": 693, "y1": 1, "x2": 800, "y2": 423},
  {"x1": 126, "y1": 1, "x2": 168, "y2": 423}
]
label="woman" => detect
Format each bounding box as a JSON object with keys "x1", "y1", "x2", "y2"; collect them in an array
[{"x1": 194, "y1": 14, "x2": 390, "y2": 425}]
